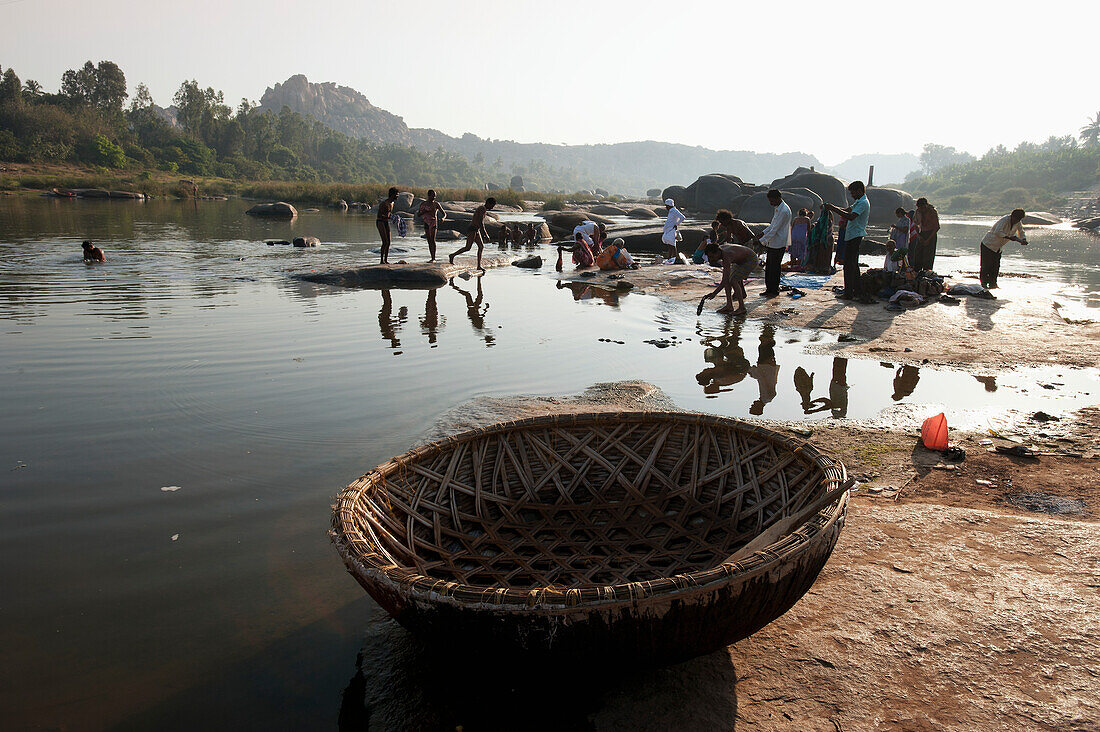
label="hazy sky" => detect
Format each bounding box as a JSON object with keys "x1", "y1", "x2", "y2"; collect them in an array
[{"x1": 2, "y1": 0, "x2": 1097, "y2": 164}]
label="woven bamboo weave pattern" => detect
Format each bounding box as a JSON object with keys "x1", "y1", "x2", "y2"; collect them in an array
[{"x1": 334, "y1": 412, "x2": 845, "y2": 597}]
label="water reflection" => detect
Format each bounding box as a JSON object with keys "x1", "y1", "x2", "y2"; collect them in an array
[
  {"x1": 974, "y1": 375, "x2": 998, "y2": 392},
  {"x1": 793, "y1": 367, "x2": 831, "y2": 414},
  {"x1": 892, "y1": 364, "x2": 921, "y2": 401},
  {"x1": 377, "y1": 290, "x2": 408, "y2": 352},
  {"x1": 556, "y1": 280, "x2": 625, "y2": 308},
  {"x1": 449, "y1": 277, "x2": 495, "y2": 347},
  {"x1": 696, "y1": 318, "x2": 750, "y2": 394},
  {"x1": 748, "y1": 325, "x2": 779, "y2": 415},
  {"x1": 829, "y1": 358, "x2": 850, "y2": 418},
  {"x1": 418, "y1": 289, "x2": 444, "y2": 346}
]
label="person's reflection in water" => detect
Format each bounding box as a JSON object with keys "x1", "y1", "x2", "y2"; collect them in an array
[
  {"x1": 378, "y1": 289, "x2": 407, "y2": 350},
  {"x1": 793, "y1": 366, "x2": 831, "y2": 414},
  {"x1": 974, "y1": 375, "x2": 997, "y2": 392},
  {"x1": 748, "y1": 325, "x2": 780, "y2": 415},
  {"x1": 892, "y1": 364, "x2": 920, "y2": 401},
  {"x1": 419, "y1": 288, "x2": 445, "y2": 346},
  {"x1": 556, "y1": 280, "x2": 621, "y2": 307},
  {"x1": 695, "y1": 318, "x2": 750, "y2": 395},
  {"x1": 829, "y1": 357, "x2": 849, "y2": 419},
  {"x1": 449, "y1": 276, "x2": 494, "y2": 347}
]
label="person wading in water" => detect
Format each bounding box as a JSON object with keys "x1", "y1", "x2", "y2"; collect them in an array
[{"x1": 449, "y1": 197, "x2": 496, "y2": 272}]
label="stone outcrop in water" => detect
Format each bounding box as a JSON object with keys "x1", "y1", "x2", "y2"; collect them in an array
[
  {"x1": 864, "y1": 187, "x2": 916, "y2": 224},
  {"x1": 246, "y1": 202, "x2": 298, "y2": 218},
  {"x1": 769, "y1": 170, "x2": 848, "y2": 208},
  {"x1": 692, "y1": 174, "x2": 743, "y2": 213},
  {"x1": 293, "y1": 236, "x2": 320, "y2": 247},
  {"x1": 739, "y1": 188, "x2": 824, "y2": 223}
]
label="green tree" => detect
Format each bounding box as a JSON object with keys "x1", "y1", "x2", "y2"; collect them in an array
[
  {"x1": 90, "y1": 61, "x2": 127, "y2": 112},
  {"x1": 22, "y1": 79, "x2": 43, "y2": 100},
  {"x1": 0, "y1": 68, "x2": 22, "y2": 105},
  {"x1": 82, "y1": 133, "x2": 125, "y2": 168},
  {"x1": 919, "y1": 143, "x2": 975, "y2": 174},
  {"x1": 1080, "y1": 111, "x2": 1100, "y2": 147},
  {"x1": 61, "y1": 61, "x2": 96, "y2": 104}
]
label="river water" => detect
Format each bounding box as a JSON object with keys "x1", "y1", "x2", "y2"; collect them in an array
[{"x1": 0, "y1": 197, "x2": 1097, "y2": 729}]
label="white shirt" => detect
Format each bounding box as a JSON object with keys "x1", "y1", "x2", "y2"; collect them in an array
[
  {"x1": 663, "y1": 207, "x2": 686, "y2": 235},
  {"x1": 981, "y1": 214, "x2": 1027, "y2": 253},
  {"x1": 759, "y1": 201, "x2": 792, "y2": 250},
  {"x1": 572, "y1": 220, "x2": 598, "y2": 246}
]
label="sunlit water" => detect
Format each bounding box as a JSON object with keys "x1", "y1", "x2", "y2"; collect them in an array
[{"x1": 0, "y1": 197, "x2": 1097, "y2": 729}]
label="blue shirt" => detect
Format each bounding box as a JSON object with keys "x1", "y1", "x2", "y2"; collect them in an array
[{"x1": 845, "y1": 195, "x2": 869, "y2": 241}]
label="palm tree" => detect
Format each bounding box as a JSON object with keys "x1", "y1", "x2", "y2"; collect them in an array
[
  {"x1": 22, "y1": 79, "x2": 42, "y2": 99},
  {"x1": 1080, "y1": 111, "x2": 1100, "y2": 147}
]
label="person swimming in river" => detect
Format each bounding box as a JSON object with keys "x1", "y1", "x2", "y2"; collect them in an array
[
  {"x1": 449, "y1": 197, "x2": 495, "y2": 271},
  {"x1": 81, "y1": 241, "x2": 105, "y2": 262},
  {"x1": 376, "y1": 187, "x2": 399, "y2": 264},
  {"x1": 416, "y1": 189, "x2": 446, "y2": 262},
  {"x1": 699, "y1": 242, "x2": 757, "y2": 315}
]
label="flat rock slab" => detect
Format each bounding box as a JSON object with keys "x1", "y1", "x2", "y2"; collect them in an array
[{"x1": 295, "y1": 253, "x2": 517, "y2": 290}]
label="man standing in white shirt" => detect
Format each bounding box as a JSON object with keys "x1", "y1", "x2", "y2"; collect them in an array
[
  {"x1": 662, "y1": 198, "x2": 687, "y2": 260},
  {"x1": 758, "y1": 189, "x2": 792, "y2": 297},
  {"x1": 979, "y1": 208, "x2": 1028, "y2": 289}
]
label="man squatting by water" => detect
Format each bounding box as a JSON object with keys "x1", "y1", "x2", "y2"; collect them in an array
[
  {"x1": 376, "y1": 187, "x2": 399, "y2": 264},
  {"x1": 700, "y1": 242, "x2": 757, "y2": 315},
  {"x1": 449, "y1": 197, "x2": 496, "y2": 271}
]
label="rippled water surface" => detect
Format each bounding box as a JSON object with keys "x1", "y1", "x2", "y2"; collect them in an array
[{"x1": 0, "y1": 197, "x2": 1097, "y2": 729}]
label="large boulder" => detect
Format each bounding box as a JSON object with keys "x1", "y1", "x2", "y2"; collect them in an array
[
  {"x1": 692, "y1": 174, "x2": 742, "y2": 213},
  {"x1": 509, "y1": 175, "x2": 524, "y2": 190},
  {"x1": 246, "y1": 201, "x2": 298, "y2": 218},
  {"x1": 591, "y1": 204, "x2": 629, "y2": 216},
  {"x1": 865, "y1": 187, "x2": 916, "y2": 224},
  {"x1": 729, "y1": 194, "x2": 750, "y2": 216},
  {"x1": 108, "y1": 190, "x2": 145, "y2": 200},
  {"x1": 542, "y1": 211, "x2": 615, "y2": 236},
  {"x1": 661, "y1": 185, "x2": 690, "y2": 209},
  {"x1": 393, "y1": 192, "x2": 416, "y2": 213},
  {"x1": 594, "y1": 187, "x2": 609, "y2": 197},
  {"x1": 738, "y1": 188, "x2": 823, "y2": 223},
  {"x1": 1022, "y1": 211, "x2": 1060, "y2": 225},
  {"x1": 646, "y1": 188, "x2": 662, "y2": 198},
  {"x1": 627, "y1": 207, "x2": 659, "y2": 219},
  {"x1": 512, "y1": 255, "x2": 543, "y2": 269},
  {"x1": 769, "y1": 171, "x2": 848, "y2": 207}
]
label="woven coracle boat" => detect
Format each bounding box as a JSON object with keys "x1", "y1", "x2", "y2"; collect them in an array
[{"x1": 332, "y1": 411, "x2": 849, "y2": 665}]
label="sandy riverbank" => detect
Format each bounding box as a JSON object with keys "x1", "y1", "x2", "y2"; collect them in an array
[
  {"x1": 344, "y1": 382, "x2": 1100, "y2": 730},
  {"x1": 554, "y1": 261, "x2": 1099, "y2": 370}
]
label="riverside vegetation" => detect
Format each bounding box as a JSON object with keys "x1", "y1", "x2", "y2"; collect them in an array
[{"x1": 2, "y1": 60, "x2": 1098, "y2": 212}]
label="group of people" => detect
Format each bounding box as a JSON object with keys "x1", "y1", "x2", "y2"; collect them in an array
[
  {"x1": 561, "y1": 219, "x2": 638, "y2": 271},
  {"x1": 496, "y1": 221, "x2": 542, "y2": 247}
]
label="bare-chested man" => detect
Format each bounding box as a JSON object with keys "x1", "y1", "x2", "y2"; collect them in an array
[
  {"x1": 81, "y1": 240, "x2": 106, "y2": 262},
  {"x1": 700, "y1": 242, "x2": 757, "y2": 315},
  {"x1": 416, "y1": 189, "x2": 446, "y2": 262},
  {"x1": 449, "y1": 197, "x2": 496, "y2": 271},
  {"x1": 376, "y1": 187, "x2": 399, "y2": 264}
]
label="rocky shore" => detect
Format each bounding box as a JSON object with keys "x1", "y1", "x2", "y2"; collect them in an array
[{"x1": 345, "y1": 382, "x2": 1100, "y2": 731}]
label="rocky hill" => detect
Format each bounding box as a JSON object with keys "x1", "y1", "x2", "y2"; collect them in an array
[
  {"x1": 258, "y1": 74, "x2": 412, "y2": 145},
  {"x1": 255, "y1": 75, "x2": 827, "y2": 193}
]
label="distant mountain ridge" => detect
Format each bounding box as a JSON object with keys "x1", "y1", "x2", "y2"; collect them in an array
[{"x1": 257, "y1": 75, "x2": 918, "y2": 193}]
